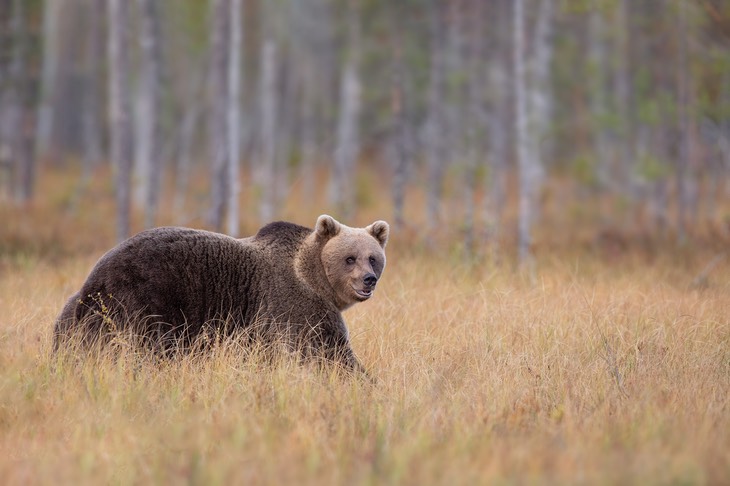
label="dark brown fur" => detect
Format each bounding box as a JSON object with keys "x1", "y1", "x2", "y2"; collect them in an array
[{"x1": 54, "y1": 216, "x2": 389, "y2": 374}]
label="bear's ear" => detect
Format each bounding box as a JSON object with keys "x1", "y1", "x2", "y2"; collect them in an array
[
  {"x1": 366, "y1": 220, "x2": 389, "y2": 248},
  {"x1": 315, "y1": 214, "x2": 341, "y2": 240}
]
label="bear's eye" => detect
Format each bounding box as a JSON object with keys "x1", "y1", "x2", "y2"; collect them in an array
[
  {"x1": 369, "y1": 256, "x2": 376, "y2": 266},
  {"x1": 346, "y1": 256, "x2": 356, "y2": 265}
]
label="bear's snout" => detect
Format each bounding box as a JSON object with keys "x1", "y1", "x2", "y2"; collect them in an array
[{"x1": 364, "y1": 273, "x2": 377, "y2": 288}]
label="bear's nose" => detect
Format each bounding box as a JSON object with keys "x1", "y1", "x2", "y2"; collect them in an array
[{"x1": 364, "y1": 273, "x2": 377, "y2": 288}]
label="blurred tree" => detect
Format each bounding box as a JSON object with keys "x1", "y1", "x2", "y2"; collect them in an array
[
  {"x1": 208, "y1": 0, "x2": 230, "y2": 232},
  {"x1": 424, "y1": 0, "x2": 447, "y2": 239},
  {"x1": 226, "y1": 0, "x2": 243, "y2": 237},
  {"x1": 514, "y1": 0, "x2": 530, "y2": 264},
  {"x1": 81, "y1": 0, "x2": 104, "y2": 181},
  {"x1": 135, "y1": 0, "x2": 162, "y2": 228},
  {"x1": 2, "y1": 0, "x2": 730, "y2": 256},
  {"x1": 107, "y1": 0, "x2": 133, "y2": 241},
  {"x1": 464, "y1": 0, "x2": 486, "y2": 258},
  {"x1": 256, "y1": 37, "x2": 277, "y2": 224},
  {"x1": 389, "y1": 2, "x2": 411, "y2": 230},
  {"x1": 330, "y1": 0, "x2": 362, "y2": 218},
  {"x1": 12, "y1": 0, "x2": 42, "y2": 204},
  {"x1": 485, "y1": 0, "x2": 510, "y2": 261},
  {"x1": 36, "y1": 0, "x2": 61, "y2": 161},
  {"x1": 676, "y1": 0, "x2": 697, "y2": 243}
]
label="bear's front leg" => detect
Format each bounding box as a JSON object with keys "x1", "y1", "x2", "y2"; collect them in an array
[{"x1": 314, "y1": 329, "x2": 372, "y2": 382}]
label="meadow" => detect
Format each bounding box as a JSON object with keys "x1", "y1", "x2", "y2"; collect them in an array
[{"x1": 0, "y1": 168, "x2": 728, "y2": 484}]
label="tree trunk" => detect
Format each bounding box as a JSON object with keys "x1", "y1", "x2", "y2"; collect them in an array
[
  {"x1": 298, "y1": 66, "x2": 317, "y2": 202},
  {"x1": 464, "y1": 0, "x2": 486, "y2": 259},
  {"x1": 0, "y1": 2, "x2": 11, "y2": 199},
  {"x1": 527, "y1": 0, "x2": 553, "y2": 192},
  {"x1": 615, "y1": 0, "x2": 637, "y2": 205},
  {"x1": 485, "y1": 0, "x2": 509, "y2": 261},
  {"x1": 226, "y1": 0, "x2": 243, "y2": 236},
  {"x1": 514, "y1": 0, "x2": 532, "y2": 266},
  {"x1": 10, "y1": 0, "x2": 40, "y2": 204},
  {"x1": 257, "y1": 38, "x2": 277, "y2": 224},
  {"x1": 0, "y1": 0, "x2": 21, "y2": 201},
  {"x1": 36, "y1": 0, "x2": 62, "y2": 159},
  {"x1": 136, "y1": 0, "x2": 162, "y2": 228},
  {"x1": 589, "y1": 6, "x2": 612, "y2": 189},
  {"x1": 330, "y1": 0, "x2": 361, "y2": 218},
  {"x1": 208, "y1": 0, "x2": 230, "y2": 232},
  {"x1": 81, "y1": 0, "x2": 104, "y2": 181},
  {"x1": 390, "y1": 14, "x2": 409, "y2": 230},
  {"x1": 107, "y1": 0, "x2": 133, "y2": 242},
  {"x1": 424, "y1": 0, "x2": 447, "y2": 237},
  {"x1": 676, "y1": 0, "x2": 696, "y2": 244}
]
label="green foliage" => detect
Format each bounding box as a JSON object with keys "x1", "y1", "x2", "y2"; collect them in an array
[
  {"x1": 559, "y1": 0, "x2": 618, "y2": 15},
  {"x1": 636, "y1": 152, "x2": 671, "y2": 182},
  {"x1": 569, "y1": 153, "x2": 599, "y2": 187}
]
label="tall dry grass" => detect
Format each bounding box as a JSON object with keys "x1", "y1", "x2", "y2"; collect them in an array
[{"x1": 0, "y1": 167, "x2": 728, "y2": 484}]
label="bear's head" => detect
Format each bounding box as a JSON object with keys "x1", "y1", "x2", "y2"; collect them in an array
[{"x1": 315, "y1": 214, "x2": 389, "y2": 310}]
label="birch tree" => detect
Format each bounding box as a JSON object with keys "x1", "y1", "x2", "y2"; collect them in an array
[
  {"x1": 514, "y1": 0, "x2": 554, "y2": 266},
  {"x1": 527, "y1": 0, "x2": 553, "y2": 184},
  {"x1": 0, "y1": 0, "x2": 24, "y2": 202},
  {"x1": 36, "y1": 0, "x2": 62, "y2": 159},
  {"x1": 424, "y1": 0, "x2": 447, "y2": 237},
  {"x1": 257, "y1": 38, "x2": 277, "y2": 224},
  {"x1": 108, "y1": 0, "x2": 133, "y2": 241},
  {"x1": 330, "y1": 0, "x2": 362, "y2": 218},
  {"x1": 485, "y1": 0, "x2": 510, "y2": 259},
  {"x1": 590, "y1": 4, "x2": 612, "y2": 189},
  {"x1": 81, "y1": 0, "x2": 104, "y2": 181},
  {"x1": 226, "y1": 0, "x2": 243, "y2": 236},
  {"x1": 463, "y1": 0, "x2": 485, "y2": 258},
  {"x1": 514, "y1": 0, "x2": 532, "y2": 265},
  {"x1": 10, "y1": 0, "x2": 41, "y2": 204},
  {"x1": 208, "y1": 0, "x2": 230, "y2": 232},
  {"x1": 676, "y1": 0, "x2": 696, "y2": 243},
  {"x1": 136, "y1": 0, "x2": 162, "y2": 228},
  {"x1": 390, "y1": 8, "x2": 410, "y2": 230}
]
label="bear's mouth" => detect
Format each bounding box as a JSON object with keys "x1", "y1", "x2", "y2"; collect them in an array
[{"x1": 354, "y1": 288, "x2": 373, "y2": 300}]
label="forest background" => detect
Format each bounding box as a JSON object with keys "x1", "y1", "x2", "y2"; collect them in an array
[{"x1": 0, "y1": 0, "x2": 729, "y2": 484}]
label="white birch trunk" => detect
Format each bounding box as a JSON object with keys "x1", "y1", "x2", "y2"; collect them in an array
[
  {"x1": 331, "y1": 61, "x2": 361, "y2": 215},
  {"x1": 81, "y1": 0, "x2": 104, "y2": 181},
  {"x1": 676, "y1": 0, "x2": 695, "y2": 243},
  {"x1": 108, "y1": 0, "x2": 133, "y2": 242},
  {"x1": 209, "y1": 0, "x2": 230, "y2": 231},
  {"x1": 464, "y1": 0, "x2": 486, "y2": 259},
  {"x1": 136, "y1": 0, "x2": 161, "y2": 228},
  {"x1": 258, "y1": 39, "x2": 277, "y2": 224},
  {"x1": 298, "y1": 67, "x2": 317, "y2": 202},
  {"x1": 36, "y1": 0, "x2": 62, "y2": 157},
  {"x1": 390, "y1": 22, "x2": 409, "y2": 230},
  {"x1": 590, "y1": 6, "x2": 612, "y2": 188},
  {"x1": 9, "y1": 0, "x2": 38, "y2": 204},
  {"x1": 527, "y1": 0, "x2": 553, "y2": 191},
  {"x1": 614, "y1": 0, "x2": 634, "y2": 199},
  {"x1": 0, "y1": 0, "x2": 23, "y2": 201},
  {"x1": 424, "y1": 1, "x2": 447, "y2": 235},
  {"x1": 514, "y1": 0, "x2": 532, "y2": 265},
  {"x1": 330, "y1": 2, "x2": 361, "y2": 217},
  {"x1": 226, "y1": 0, "x2": 242, "y2": 236},
  {"x1": 485, "y1": 0, "x2": 510, "y2": 259}
]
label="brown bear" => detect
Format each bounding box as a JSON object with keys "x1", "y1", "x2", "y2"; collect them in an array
[{"x1": 54, "y1": 215, "x2": 389, "y2": 374}]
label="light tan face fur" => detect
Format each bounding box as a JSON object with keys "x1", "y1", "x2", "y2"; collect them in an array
[{"x1": 315, "y1": 215, "x2": 388, "y2": 309}]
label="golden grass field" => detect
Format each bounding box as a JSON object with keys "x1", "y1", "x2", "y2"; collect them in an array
[{"x1": 0, "y1": 168, "x2": 728, "y2": 484}]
